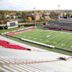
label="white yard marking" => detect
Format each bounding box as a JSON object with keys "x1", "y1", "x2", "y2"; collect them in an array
[
  {"x1": 40, "y1": 39, "x2": 42, "y2": 41},
  {"x1": 47, "y1": 35, "x2": 50, "y2": 38},
  {"x1": 61, "y1": 44, "x2": 65, "y2": 46}
]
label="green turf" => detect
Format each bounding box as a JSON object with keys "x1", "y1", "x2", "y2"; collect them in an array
[
  {"x1": 15, "y1": 29, "x2": 72, "y2": 51},
  {"x1": 5, "y1": 35, "x2": 72, "y2": 55},
  {"x1": 0, "y1": 26, "x2": 24, "y2": 34}
]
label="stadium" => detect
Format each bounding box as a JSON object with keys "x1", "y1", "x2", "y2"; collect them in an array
[{"x1": 0, "y1": 15, "x2": 72, "y2": 72}]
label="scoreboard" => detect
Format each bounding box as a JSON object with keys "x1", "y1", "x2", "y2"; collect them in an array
[{"x1": 7, "y1": 21, "x2": 18, "y2": 29}]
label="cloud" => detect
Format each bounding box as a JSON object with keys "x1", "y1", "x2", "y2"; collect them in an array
[{"x1": 0, "y1": 0, "x2": 72, "y2": 10}]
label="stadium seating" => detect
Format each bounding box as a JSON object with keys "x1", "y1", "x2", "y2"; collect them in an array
[
  {"x1": 0, "y1": 40, "x2": 31, "y2": 51},
  {"x1": 44, "y1": 20, "x2": 72, "y2": 31}
]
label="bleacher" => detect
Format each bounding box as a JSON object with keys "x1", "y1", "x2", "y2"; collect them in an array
[
  {"x1": 44, "y1": 20, "x2": 72, "y2": 31},
  {"x1": 0, "y1": 40, "x2": 31, "y2": 51},
  {"x1": 0, "y1": 46, "x2": 72, "y2": 72},
  {"x1": 0, "y1": 35, "x2": 72, "y2": 72}
]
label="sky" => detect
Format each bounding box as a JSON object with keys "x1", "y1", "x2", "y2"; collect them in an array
[{"x1": 0, "y1": 0, "x2": 72, "y2": 11}]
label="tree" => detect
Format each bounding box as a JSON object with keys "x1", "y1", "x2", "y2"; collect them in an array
[{"x1": 49, "y1": 11, "x2": 59, "y2": 20}]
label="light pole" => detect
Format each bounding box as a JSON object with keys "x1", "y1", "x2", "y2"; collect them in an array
[
  {"x1": 57, "y1": 0, "x2": 60, "y2": 10},
  {"x1": 33, "y1": 7, "x2": 36, "y2": 28},
  {"x1": 57, "y1": 4, "x2": 60, "y2": 10}
]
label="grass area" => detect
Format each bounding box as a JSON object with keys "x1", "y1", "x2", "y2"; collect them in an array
[
  {"x1": 15, "y1": 29, "x2": 72, "y2": 51},
  {"x1": 0, "y1": 26, "x2": 24, "y2": 34},
  {"x1": 5, "y1": 35, "x2": 72, "y2": 56},
  {"x1": 1, "y1": 27, "x2": 72, "y2": 55}
]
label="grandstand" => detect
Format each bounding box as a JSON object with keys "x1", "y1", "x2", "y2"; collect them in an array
[
  {"x1": 0, "y1": 35, "x2": 72, "y2": 72},
  {"x1": 0, "y1": 40, "x2": 31, "y2": 51},
  {"x1": 43, "y1": 20, "x2": 72, "y2": 31}
]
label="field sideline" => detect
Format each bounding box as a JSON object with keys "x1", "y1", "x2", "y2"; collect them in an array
[{"x1": 13, "y1": 28, "x2": 72, "y2": 51}]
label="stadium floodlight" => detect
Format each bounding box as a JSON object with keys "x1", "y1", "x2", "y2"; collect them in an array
[
  {"x1": 57, "y1": 0, "x2": 60, "y2": 10},
  {"x1": 33, "y1": 7, "x2": 36, "y2": 28},
  {"x1": 57, "y1": 4, "x2": 60, "y2": 10}
]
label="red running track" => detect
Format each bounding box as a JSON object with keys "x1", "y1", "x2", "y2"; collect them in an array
[{"x1": 0, "y1": 40, "x2": 31, "y2": 51}]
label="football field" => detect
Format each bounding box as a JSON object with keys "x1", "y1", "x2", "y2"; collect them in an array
[{"x1": 14, "y1": 29, "x2": 72, "y2": 51}]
